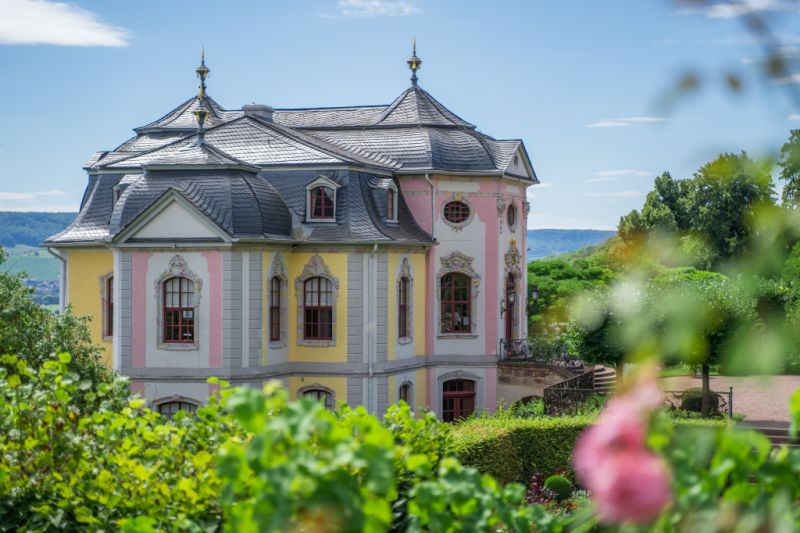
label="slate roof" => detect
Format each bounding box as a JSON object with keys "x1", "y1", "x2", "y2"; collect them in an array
[{"x1": 51, "y1": 79, "x2": 534, "y2": 245}]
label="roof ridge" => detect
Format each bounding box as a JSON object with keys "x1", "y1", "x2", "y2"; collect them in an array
[{"x1": 275, "y1": 104, "x2": 388, "y2": 111}]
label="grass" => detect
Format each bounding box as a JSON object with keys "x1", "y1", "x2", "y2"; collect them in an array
[
  {"x1": 659, "y1": 364, "x2": 721, "y2": 378},
  {"x1": 1, "y1": 245, "x2": 59, "y2": 280}
]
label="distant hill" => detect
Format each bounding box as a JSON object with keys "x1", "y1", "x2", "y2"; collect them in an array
[
  {"x1": 527, "y1": 229, "x2": 615, "y2": 259},
  {"x1": 0, "y1": 212, "x2": 76, "y2": 247}
]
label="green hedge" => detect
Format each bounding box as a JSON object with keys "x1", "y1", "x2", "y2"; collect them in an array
[
  {"x1": 452, "y1": 416, "x2": 728, "y2": 485},
  {"x1": 452, "y1": 416, "x2": 593, "y2": 484}
]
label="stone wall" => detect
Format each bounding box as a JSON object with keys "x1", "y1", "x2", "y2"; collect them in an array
[{"x1": 496, "y1": 362, "x2": 573, "y2": 405}]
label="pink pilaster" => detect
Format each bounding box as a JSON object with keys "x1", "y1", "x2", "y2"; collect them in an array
[{"x1": 203, "y1": 251, "x2": 223, "y2": 369}]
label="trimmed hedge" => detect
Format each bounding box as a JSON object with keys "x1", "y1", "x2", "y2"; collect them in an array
[
  {"x1": 451, "y1": 416, "x2": 593, "y2": 484},
  {"x1": 452, "y1": 415, "x2": 728, "y2": 485}
]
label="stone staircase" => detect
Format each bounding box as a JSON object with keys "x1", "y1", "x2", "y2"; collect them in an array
[
  {"x1": 740, "y1": 421, "x2": 800, "y2": 448},
  {"x1": 592, "y1": 365, "x2": 617, "y2": 394}
]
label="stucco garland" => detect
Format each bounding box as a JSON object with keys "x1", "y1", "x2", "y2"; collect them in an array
[
  {"x1": 397, "y1": 257, "x2": 414, "y2": 345},
  {"x1": 294, "y1": 254, "x2": 339, "y2": 347},
  {"x1": 268, "y1": 253, "x2": 289, "y2": 349},
  {"x1": 436, "y1": 251, "x2": 481, "y2": 338},
  {"x1": 496, "y1": 197, "x2": 507, "y2": 234},
  {"x1": 503, "y1": 241, "x2": 523, "y2": 339},
  {"x1": 153, "y1": 255, "x2": 202, "y2": 351}
]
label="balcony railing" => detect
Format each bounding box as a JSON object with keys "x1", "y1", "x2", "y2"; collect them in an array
[{"x1": 499, "y1": 338, "x2": 586, "y2": 374}]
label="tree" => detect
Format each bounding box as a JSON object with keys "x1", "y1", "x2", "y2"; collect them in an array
[
  {"x1": 566, "y1": 290, "x2": 627, "y2": 380},
  {"x1": 780, "y1": 130, "x2": 800, "y2": 208},
  {"x1": 0, "y1": 247, "x2": 112, "y2": 397}
]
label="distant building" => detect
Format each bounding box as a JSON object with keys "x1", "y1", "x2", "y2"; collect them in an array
[{"x1": 46, "y1": 46, "x2": 537, "y2": 419}]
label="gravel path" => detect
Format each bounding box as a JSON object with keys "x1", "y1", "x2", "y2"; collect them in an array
[{"x1": 660, "y1": 375, "x2": 800, "y2": 424}]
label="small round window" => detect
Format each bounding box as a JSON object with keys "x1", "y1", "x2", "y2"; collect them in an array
[
  {"x1": 507, "y1": 203, "x2": 517, "y2": 229},
  {"x1": 443, "y1": 201, "x2": 470, "y2": 224}
]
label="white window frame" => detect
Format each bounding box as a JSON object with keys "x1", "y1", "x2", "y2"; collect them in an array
[{"x1": 305, "y1": 176, "x2": 341, "y2": 223}]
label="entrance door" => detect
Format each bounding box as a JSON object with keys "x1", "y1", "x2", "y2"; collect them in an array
[{"x1": 505, "y1": 273, "x2": 516, "y2": 343}]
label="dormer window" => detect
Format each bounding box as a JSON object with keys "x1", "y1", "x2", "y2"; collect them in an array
[
  {"x1": 386, "y1": 185, "x2": 398, "y2": 222},
  {"x1": 305, "y1": 176, "x2": 340, "y2": 222},
  {"x1": 311, "y1": 187, "x2": 334, "y2": 218}
]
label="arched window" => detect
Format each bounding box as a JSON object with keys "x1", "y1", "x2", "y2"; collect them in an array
[
  {"x1": 301, "y1": 388, "x2": 335, "y2": 410},
  {"x1": 399, "y1": 382, "x2": 413, "y2": 405},
  {"x1": 163, "y1": 277, "x2": 195, "y2": 343},
  {"x1": 310, "y1": 186, "x2": 335, "y2": 219},
  {"x1": 304, "y1": 276, "x2": 333, "y2": 340},
  {"x1": 440, "y1": 273, "x2": 471, "y2": 334},
  {"x1": 269, "y1": 276, "x2": 281, "y2": 342},
  {"x1": 398, "y1": 276, "x2": 410, "y2": 338},
  {"x1": 387, "y1": 187, "x2": 396, "y2": 221},
  {"x1": 442, "y1": 379, "x2": 475, "y2": 422},
  {"x1": 156, "y1": 399, "x2": 198, "y2": 418}
]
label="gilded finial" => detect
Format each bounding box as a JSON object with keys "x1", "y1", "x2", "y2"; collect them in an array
[
  {"x1": 407, "y1": 37, "x2": 421, "y2": 87},
  {"x1": 196, "y1": 47, "x2": 210, "y2": 99}
]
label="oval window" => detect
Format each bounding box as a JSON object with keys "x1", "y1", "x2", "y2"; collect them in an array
[
  {"x1": 507, "y1": 203, "x2": 517, "y2": 229},
  {"x1": 443, "y1": 201, "x2": 470, "y2": 224}
]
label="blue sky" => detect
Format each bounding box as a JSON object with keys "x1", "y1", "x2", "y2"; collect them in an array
[{"x1": 1, "y1": 0, "x2": 799, "y2": 229}]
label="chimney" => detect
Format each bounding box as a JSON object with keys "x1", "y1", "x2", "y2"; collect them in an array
[{"x1": 243, "y1": 103, "x2": 274, "y2": 122}]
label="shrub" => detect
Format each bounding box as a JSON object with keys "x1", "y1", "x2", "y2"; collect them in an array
[
  {"x1": 452, "y1": 415, "x2": 592, "y2": 484},
  {"x1": 543, "y1": 475, "x2": 573, "y2": 501},
  {"x1": 680, "y1": 387, "x2": 721, "y2": 414}
]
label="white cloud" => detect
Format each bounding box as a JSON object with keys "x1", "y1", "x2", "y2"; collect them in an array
[
  {"x1": 584, "y1": 191, "x2": 642, "y2": 198},
  {"x1": 678, "y1": 0, "x2": 797, "y2": 18},
  {"x1": 0, "y1": 189, "x2": 68, "y2": 202},
  {"x1": 790, "y1": 113, "x2": 800, "y2": 121},
  {"x1": 776, "y1": 74, "x2": 800, "y2": 84},
  {"x1": 594, "y1": 170, "x2": 651, "y2": 177},
  {"x1": 586, "y1": 116, "x2": 668, "y2": 128},
  {"x1": 0, "y1": 0, "x2": 130, "y2": 46},
  {"x1": 335, "y1": 0, "x2": 420, "y2": 18},
  {"x1": 534, "y1": 182, "x2": 554, "y2": 188}
]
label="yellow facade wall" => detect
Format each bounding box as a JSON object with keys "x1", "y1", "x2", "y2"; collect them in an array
[
  {"x1": 65, "y1": 249, "x2": 114, "y2": 367},
  {"x1": 287, "y1": 252, "x2": 348, "y2": 363},
  {"x1": 387, "y1": 252, "x2": 427, "y2": 360},
  {"x1": 288, "y1": 376, "x2": 348, "y2": 405}
]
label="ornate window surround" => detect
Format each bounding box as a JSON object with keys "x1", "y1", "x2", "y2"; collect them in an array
[
  {"x1": 398, "y1": 380, "x2": 414, "y2": 406},
  {"x1": 441, "y1": 195, "x2": 475, "y2": 231},
  {"x1": 397, "y1": 257, "x2": 414, "y2": 345},
  {"x1": 154, "y1": 255, "x2": 202, "y2": 351},
  {"x1": 305, "y1": 175, "x2": 340, "y2": 223},
  {"x1": 295, "y1": 254, "x2": 339, "y2": 347},
  {"x1": 268, "y1": 253, "x2": 289, "y2": 349},
  {"x1": 503, "y1": 241, "x2": 523, "y2": 339},
  {"x1": 99, "y1": 271, "x2": 114, "y2": 341},
  {"x1": 507, "y1": 202, "x2": 518, "y2": 232},
  {"x1": 437, "y1": 251, "x2": 481, "y2": 339},
  {"x1": 298, "y1": 383, "x2": 336, "y2": 410}
]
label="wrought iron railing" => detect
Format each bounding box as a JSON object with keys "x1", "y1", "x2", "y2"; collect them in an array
[
  {"x1": 543, "y1": 369, "x2": 597, "y2": 416},
  {"x1": 662, "y1": 387, "x2": 733, "y2": 418},
  {"x1": 499, "y1": 339, "x2": 586, "y2": 374}
]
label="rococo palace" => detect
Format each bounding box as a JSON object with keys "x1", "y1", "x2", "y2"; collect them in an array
[{"x1": 46, "y1": 47, "x2": 538, "y2": 420}]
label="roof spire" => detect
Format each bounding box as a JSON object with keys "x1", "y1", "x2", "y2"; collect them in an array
[
  {"x1": 193, "y1": 48, "x2": 210, "y2": 144},
  {"x1": 407, "y1": 37, "x2": 422, "y2": 87}
]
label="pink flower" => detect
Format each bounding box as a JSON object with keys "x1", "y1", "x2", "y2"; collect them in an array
[
  {"x1": 588, "y1": 450, "x2": 671, "y2": 524},
  {"x1": 573, "y1": 373, "x2": 671, "y2": 525}
]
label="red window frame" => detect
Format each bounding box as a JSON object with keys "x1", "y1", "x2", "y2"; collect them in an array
[
  {"x1": 303, "y1": 276, "x2": 333, "y2": 340},
  {"x1": 163, "y1": 277, "x2": 195, "y2": 344},
  {"x1": 398, "y1": 276, "x2": 409, "y2": 338},
  {"x1": 443, "y1": 201, "x2": 470, "y2": 224},
  {"x1": 387, "y1": 188, "x2": 395, "y2": 220},
  {"x1": 399, "y1": 382, "x2": 412, "y2": 403},
  {"x1": 302, "y1": 388, "x2": 334, "y2": 410},
  {"x1": 440, "y1": 273, "x2": 471, "y2": 334},
  {"x1": 269, "y1": 276, "x2": 281, "y2": 342},
  {"x1": 507, "y1": 203, "x2": 517, "y2": 228},
  {"x1": 105, "y1": 276, "x2": 114, "y2": 337},
  {"x1": 310, "y1": 186, "x2": 335, "y2": 219},
  {"x1": 442, "y1": 379, "x2": 475, "y2": 422}
]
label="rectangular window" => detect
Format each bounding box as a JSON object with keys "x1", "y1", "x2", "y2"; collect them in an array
[
  {"x1": 398, "y1": 277, "x2": 409, "y2": 338},
  {"x1": 387, "y1": 188, "x2": 395, "y2": 220},
  {"x1": 303, "y1": 277, "x2": 333, "y2": 340},
  {"x1": 269, "y1": 277, "x2": 281, "y2": 342},
  {"x1": 440, "y1": 273, "x2": 471, "y2": 334},
  {"x1": 105, "y1": 276, "x2": 114, "y2": 337},
  {"x1": 310, "y1": 186, "x2": 335, "y2": 219},
  {"x1": 164, "y1": 277, "x2": 195, "y2": 343}
]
